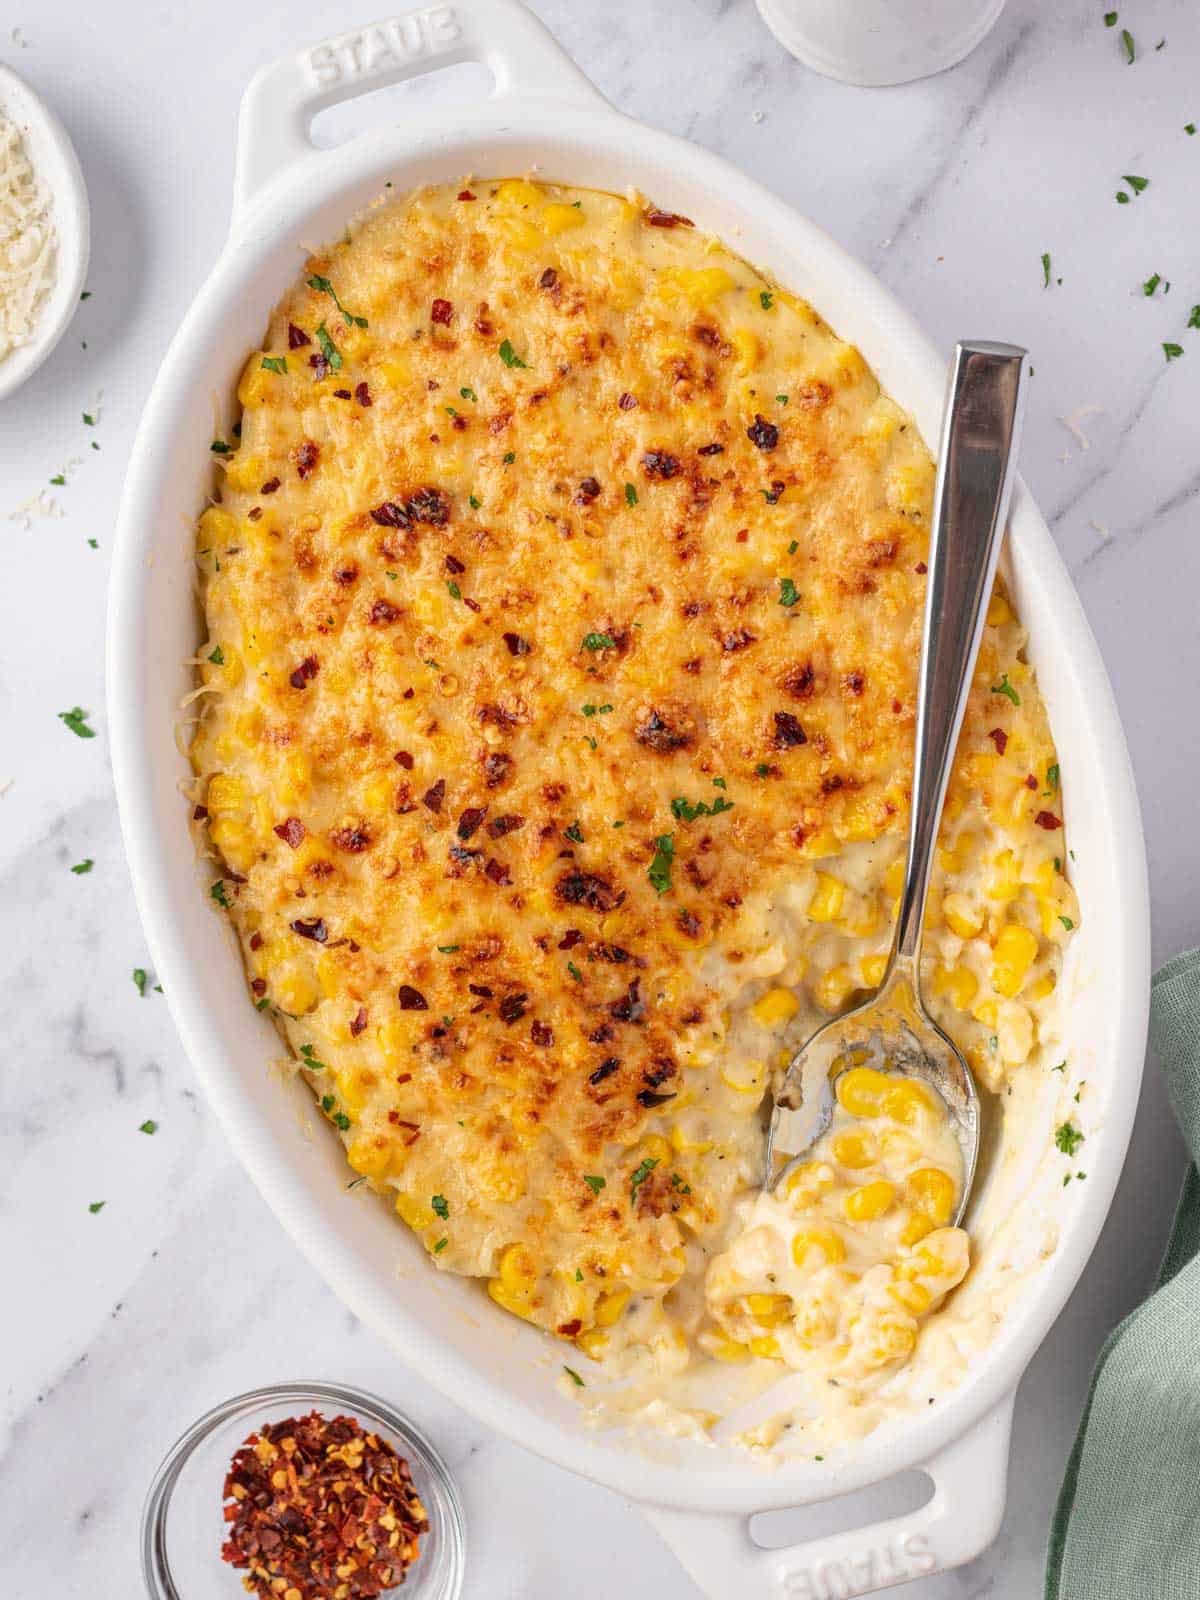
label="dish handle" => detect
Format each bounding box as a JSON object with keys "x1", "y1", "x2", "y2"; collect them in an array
[
  {"x1": 643, "y1": 1394, "x2": 1014, "y2": 1599},
  {"x1": 233, "y1": 0, "x2": 608, "y2": 219}
]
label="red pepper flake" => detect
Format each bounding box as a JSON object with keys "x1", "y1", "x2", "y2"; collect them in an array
[
  {"x1": 251, "y1": 978, "x2": 267, "y2": 997},
  {"x1": 289, "y1": 655, "x2": 319, "y2": 689},
  {"x1": 747, "y1": 414, "x2": 779, "y2": 451},
  {"x1": 293, "y1": 441, "x2": 320, "y2": 479},
  {"x1": 369, "y1": 598, "x2": 401, "y2": 625},
  {"x1": 989, "y1": 728, "x2": 1008, "y2": 755},
  {"x1": 482, "y1": 752, "x2": 513, "y2": 789},
  {"x1": 503, "y1": 631, "x2": 531, "y2": 656},
  {"x1": 330, "y1": 823, "x2": 372, "y2": 852},
  {"x1": 463, "y1": 596, "x2": 481, "y2": 613},
  {"x1": 397, "y1": 984, "x2": 428, "y2": 1010},
  {"x1": 260, "y1": 476, "x2": 281, "y2": 494},
  {"x1": 488, "y1": 813, "x2": 525, "y2": 838},
  {"x1": 1035, "y1": 810, "x2": 1063, "y2": 830},
  {"x1": 457, "y1": 805, "x2": 488, "y2": 840},
  {"x1": 249, "y1": 932, "x2": 263, "y2": 952},
  {"x1": 287, "y1": 322, "x2": 311, "y2": 348},
  {"x1": 274, "y1": 817, "x2": 306, "y2": 849},
  {"x1": 290, "y1": 918, "x2": 328, "y2": 943},
  {"x1": 333, "y1": 388, "x2": 352, "y2": 399},
  {"x1": 355, "y1": 381, "x2": 372, "y2": 406},
  {"x1": 193, "y1": 803, "x2": 209, "y2": 821},
  {"x1": 1026, "y1": 774, "x2": 1039, "y2": 791},
  {"x1": 915, "y1": 562, "x2": 928, "y2": 575},
  {"x1": 499, "y1": 991, "x2": 528, "y2": 1023},
  {"x1": 698, "y1": 442, "x2": 724, "y2": 456},
  {"x1": 220, "y1": 1410, "x2": 428, "y2": 1600},
  {"x1": 618, "y1": 391, "x2": 637, "y2": 411},
  {"x1": 484, "y1": 858, "x2": 512, "y2": 885},
  {"x1": 531, "y1": 1020, "x2": 554, "y2": 1047},
  {"x1": 641, "y1": 449, "x2": 681, "y2": 480},
  {"x1": 431, "y1": 298, "x2": 453, "y2": 325},
  {"x1": 334, "y1": 564, "x2": 358, "y2": 585},
  {"x1": 422, "y1": 779, "x2": 445, "y2": 813},
  {"x1": 645, "y1": 207, "x2": 694, "y2": 228},
  {"x1": 574, "y1": 476, "x2": 601, "y2": 505},
  {"x1": 350, "y1": 1007, "x2": 369, "y2": 1037},
  {"x1": 772, "y1": 710, "x2": 807, "y2": 748},
  {"x1": 457, "y1": 189, "x2": 476, "y2": 201},
  {"x1": 538, "y1": 267, "x2": 558, "y2": 290},
  {"x1": 445, "y1": 554, "x2": 466, "y2": 574},
  {"x1": 394, "y1": 750, "x2": 414, "y2": 770}
]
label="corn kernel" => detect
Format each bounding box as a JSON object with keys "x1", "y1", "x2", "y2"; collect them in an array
[
  {"x1": 860, "y1": 953, "x2": 888, "y2": 989},
  {"x1": 992, "y1": 923, "x2": 1039, "y2": 998},
  {"x1": 987, "y1": 592, "x2": 1013, "y2": 627},
  {"x1": 658, "y1": 265, "x2": 737, "y2": 307},
  {"x1": 814, "y1": 964, "x2": 855, "y2": 1013},
  {"x1": 845, "y1": 1180, "x2": 896, "y2": 1222},
  {"x1": 942, "y1": 892, "x2": 983, "y2": 940},
  {"x1": 575, "y1": 1330, "x2": 608, "y2": 1359},
  {"x1": 730, "y1": 327, "x2": 760, "y2": 372},
  {"x1": 199, "y1": 506, "x2": 237, "y2": 546},
  {"x1": 671, "y1": 1123, "x2": 713, "y2": 1155},
  {"x1": 783, "y1": 1161, "x2": 835, "y2": 1202},
  {"x1": 499, "y1": 1242, "x2": 537, "y2": 1290},
  {"x1": 745, "y1": 1293, "x2": 792, "y2": 1326},
  {"x1": 720, "y1": 1057, "x2": 767, "y2": 1095},
  {"x1": 898, "y1": 1209, "x2": 936, "y2": 1247},
  {"x1": 487, "y1": 1278, "x2": 536, "y2": 1319},
  {"x1": 594, "y1": 1288, "x2": 631, "y2": 1327},
  {"x1": 752, "y1": 986, "x2": 800, "y2": 1027},
  {"x1": 540, "y1": 202, "x2": 584, "y2": 235},
  {"x1": 881, "y1": 1079, "x2": 937, "y2": 1125},
  {"x1": 395, "y1": 1194, "x2": 428, "y2": 1229},
  {"x1": 807, "y1": 872, "x2": 846, "y2": 923},
  {"x1": 831, "y1": 1129, "x2": 876, "y2": 1169},
  {"x1": 791, "y1": 1228, "x2": 847, "y2": 1267},
  {"x1": 346, "y1": 1137, "x2": 392, "y2": 1179},
  {"x1": 986, "y1": 849, "x2": 1020, "y2": 903},
  {"x1": 906, "y1": 1167, "x2": 956, "y2": 1224},
  {"x1": 495, "y1": 178, "x2": 542, "y2": 208},
  {"x1": 709, "y1": 1334, "x2": 752, "y2": 1363},
  {"x1": 748, "y1": 1336, "x2": 781, "y2": 1360},
  {"x1": 835, "y1": 1066, "x2": 889, "y2": 1117},
  {"x1": 642, "y1": 1134, "x2": 673, "y2": 1165}
]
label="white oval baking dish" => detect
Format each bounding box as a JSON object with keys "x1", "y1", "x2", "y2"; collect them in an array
[{"x1": 107, "y1": 4, "x2": 1150, "y2": 1594}]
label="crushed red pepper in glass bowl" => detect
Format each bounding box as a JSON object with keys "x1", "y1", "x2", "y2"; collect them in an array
[
  {"x1": 141, "y1": 1383, "x2": 464, "y2": 1600},
  {"x1": 221, "y1": 1411, "x2": 428, "y2": 1598}
]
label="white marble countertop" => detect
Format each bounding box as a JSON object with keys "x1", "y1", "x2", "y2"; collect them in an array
[{"x1": 1, "y1": 1, "x2": 1196, "y2": 1594}]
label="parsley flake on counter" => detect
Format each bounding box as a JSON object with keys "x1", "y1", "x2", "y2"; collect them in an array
[
  {"x1": 625, "y1": 482, "x2": 638, "y2": 506},
  {"x1": 648, "y1": 833, "x2": 675, "y2": 895},
  {"x1": 1041, "y1": 252, "x2": 1052, "y2": 288},
  {"x1": 1143, "y1": 272, "x2": 1162, "y2": 296},
  {"x1": 80, "y1": 289, "x2": 92, "y2": 300},
  {"x1": 1123, "y1": 173, "x2": 1149, "y2": 193},
  {"x1": 1120, "y1": 26, "x2": 1135, "y2": 61},
  {"x1": 563, "y1": 1365, "x2": 585, "y2": 1387},
  {"x1": 1055, "y1": 1121, "x2": 1085, "y2": 1157},
  {"x1": 991, "y1": 673, "x2": 1020, "y2": 706},
  {"x1": 630, "y1": 1156, "x2": 659, "y2": 1204},
  {"x1": 1187, "y1": 123, "x2": 1197, "y2": 136},
  {"x1": 759, "y1": 291, "x2": 774, "y2": 310},
  {"x1": 1189, "y1": 306, "x2": 1200, "y2": 328},
  {"x1": 70, "y1": 858, "x2": 93, "y2": 875},
  {"x1": 778, "y1": 577, "x2": 800, "y2": 607},
  {"x1": 1104, "y1": 9, "x2": 1117, "y2": 23},
  {"x1": 260, "y1": 355, "x2": 288, "y2": 375},
  {"x1": 88, "y1": 1201, "x2": 106, "y2": 1214},
  {"x1": 87, "y1": 538, "x2": 98, "y2": 548},
  {"x1": 583, "y1": 1174, "x2": 606, "y2": 1194},
  {"x1": 50, "y1": 473, "x2": 65, "y2": 485},
  {"x1": 132, "y1": 968, "x2": 149, "y2": 997},
  {"x1": 58, "y1": 706, "x2": 95, "y2": 739},
  {"x1": 314, "y1": 322, "x2": 343, "y2": 371},
  {"x1": 498, "y1": 339, "x2": 527, "y2": 369},
  {"x1": 1164, "y1": 342, "x2": 1184, "y2": 361},
  {"x1": 431, "y1": 1194, "x2": 449, "y2": 1219},
  {"x1": 139, "y1": 1119, "x2": 158, "y2": 1135},
  {"x1": 306, "y1": 273, "x2": 368, "y2": 328},
  {"x1": 82, "y1": 411, "x2": 95, "y2": 426},
  {"x1": 581, "y1": 631, "x2": 616, "y2": 651}
]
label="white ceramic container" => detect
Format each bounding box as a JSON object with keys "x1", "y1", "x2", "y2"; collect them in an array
[
  {"x1": 107, "y1": 5, "x2": 1149, "y2": 1595},
  {"x1": 0, "y1": 64, "x2": 89, "y2": 402},
  {"x1": 754, "y1": 0, "x2": 1008, "y2": 87}
]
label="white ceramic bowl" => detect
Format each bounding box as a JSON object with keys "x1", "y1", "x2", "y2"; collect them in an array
[
  {"x1": 0, "y1": 64, "x2": 89, "y2": 403},
  {"x1": 107, "y1": 5, "x2": 1149, "y2": 1595}
]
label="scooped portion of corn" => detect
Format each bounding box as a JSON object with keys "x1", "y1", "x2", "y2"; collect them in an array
[{"x1": 704, "y1": 1063, "x2": 968, "y2": 1382}]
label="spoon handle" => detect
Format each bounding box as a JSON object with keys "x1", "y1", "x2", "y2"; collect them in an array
[{"x1": 892, "y1": 341, "x2": 1028, "y2": 969}]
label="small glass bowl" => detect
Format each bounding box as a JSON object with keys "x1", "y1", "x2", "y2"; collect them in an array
[{"x1": 141, "y1": 1381, "x2": 465, "y2": 1600}]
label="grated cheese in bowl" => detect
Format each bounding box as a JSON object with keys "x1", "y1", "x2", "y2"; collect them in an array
[{"x1": 0, "y1": 108, "x2": 55, "y2": 364}]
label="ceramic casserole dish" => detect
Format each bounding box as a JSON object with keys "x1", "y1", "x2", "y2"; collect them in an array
[{"x1": 107, "y1": 4, "x2": 1150, "y2": 1594}]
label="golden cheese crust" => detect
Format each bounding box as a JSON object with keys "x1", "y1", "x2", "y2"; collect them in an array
[{"x1": 191, "y1": 179, "x2": 1075, "y2": 1356}]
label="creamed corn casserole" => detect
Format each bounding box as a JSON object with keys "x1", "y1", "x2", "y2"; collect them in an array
[{"x1": 190, "y1": 179, "x2": 1076, "y2": 1440}]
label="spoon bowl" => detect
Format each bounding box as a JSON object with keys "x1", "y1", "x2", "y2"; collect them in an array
[{"x1": 764, "y1": 340, "x2": 1027, "y2": 1217}]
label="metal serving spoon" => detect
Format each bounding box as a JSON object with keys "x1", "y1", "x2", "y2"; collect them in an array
[{"x1": 764, "y1": 341, "x2": 1028, "y2": 1223}]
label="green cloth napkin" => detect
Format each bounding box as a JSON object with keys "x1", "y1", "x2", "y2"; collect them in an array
[{"x1": 1046, "y1": 949, "x2": 1200, "y2": 1599}]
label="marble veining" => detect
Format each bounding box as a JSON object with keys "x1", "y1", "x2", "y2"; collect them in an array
[{"x1": 1, "y1": 1, "x2": 1196, "y2": 1594}]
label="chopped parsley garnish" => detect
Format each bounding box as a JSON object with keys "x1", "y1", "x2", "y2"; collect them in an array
[
  {"x1": 58, "y1": 705, "x2": 95, "y2": 739},
  {"x1": 431, "y1": 1194, "x2": 450, "y2": 1219},
  {"x1": 713, "y1": 777, "x2": 727, "y2": 790},
  {"x1": 314, "y1": 322, "x2": 343, "y2": 371},
  {"x1": 787, "y1": 539, "x2": 798, "y2": 554},
  {"x1": 755, "y1": 762, "x2": 771, "y2": 777},
  {"x1": 333, "y1": 1111, "x2": 351, "y2": 1131},
  {"x1": 255, "y1": 998, "x2": 270, "y2": 1011},
  {"x1": 581, "y1": 703, "x2": 613, "y2": 717},
  {"x1": 1143, "y1": 272, "x2": 1162, "y2": 296},
  {"x1": 625, "y1": 483, "x2": 638, "y2": 507},
  {"x1": 778, "y1": 577, "x2": 800, "y2": 607},
  {"x1": 260, "y1": 355, "x2": 288, "y2": 375},
  {"x1": 211, "y1": 439, "x2": 231, "y2": 454},
  {"x1": 447, "y1": 579, "x2": 462, "y2": 599},
  {"x1": 1121, "y1": 27, "x2": 1135, "y2": 62},
  {"x1": 1059, "y1": 914, "x2": 1076, "y2": 930},
  {"x1": 575, "y1": 1268, "x2": 583, "y2": 1281},
  {"x1": 671, "y1": 1172, "x2": 692, "y2": 1194},
  {"x1": 563, "y1": 1365, "x2": 585, "y2": 1387},
  {"x1": 671, "y1": 795, "x2": 734, "y2": 822},
  {"x1": 1164, "y1": 342, "x2": 1184, "y2": 361},
  {"x1": 991, "y1": 673, "x2": 1020, "y2": 705},
  {"x1": 299, "y1": 1044, "x2": 327, "y2": 1072},
  {"x1": 498, "y1": 339, "x2": 527, "y2": 369},
  {"x1": 437, "y1": 944, "x2": 460, "y2": 954},
  {"x1": 132, "y1": 968, "x2": 149, "y2": 997},
  {"x1": 88, "y1": 1201, "x2": 106, "y2": 1214},
  {"x1": 759, "y1": 291, "x2": 774, "y2": 310},
  {"x1": 630, "y1": 1156, "x2": 659, "y2": 1204},
  {"x1": 612, "y1": 819, "x2": 625, "y2": 828},
  {"x1": 502, "y1": 450, "x2": 515, "y2": 464},
  {"x1": 567, "y1": 961, "x2": 583, "y2": 982},
  {"x1": 583, "y1": 1174, "x2": 606, "y2": 1194},
  {"x1": 208, "y1": 645, "x2": 225, "y2": 665},
  {"x1": 469, "y1": 494, "x2": 481, "y2": 509},
  {"x1": 564, "y1": 820, "x2": 585, "y2": 844},
  {"x1": 434, "y1": 1237, "x2": 448, "y2": 1253},
  {"x1": 210, "y1": 879, "x2": 231, "y2": 908},
  {"x1": 1046, "y1": 762, "x2": 1060, "y2": 792},
  {"x1": 1055, "y1": 1121, "x2": 1085, "y2": 1157},
  {"x1": 1052, "y1": 1059, "x2": 1067, "y2": 1073},
  {"x1": 648, "y1": 833, "x2": 675, "y2": 895},
  {"x1": 1041, "y1": 252, "x2": 1052, "y2": 288},
  {"x1": 776, "y1": 393, "x2": 789, "y2": 405},
  {"x1": 306, "y1": 273, "x2": 368, "y2": 327},
  {"x1": 70, "y1": 858, "x2": 93, "y2": 875},
  {"x1": 139, "y1": 1119, "x2": 158, "y2": 1135},
  {"x1": 581, "y1": 631, "x2": 617, "y2": 651},
  {"x1": 460, "y1": 386, "x2": 477, "y2": 401}
]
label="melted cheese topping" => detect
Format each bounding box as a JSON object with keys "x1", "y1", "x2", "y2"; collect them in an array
[{"x1": 191, "y1": 179, "x2": 1076, "y2": 1428}]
